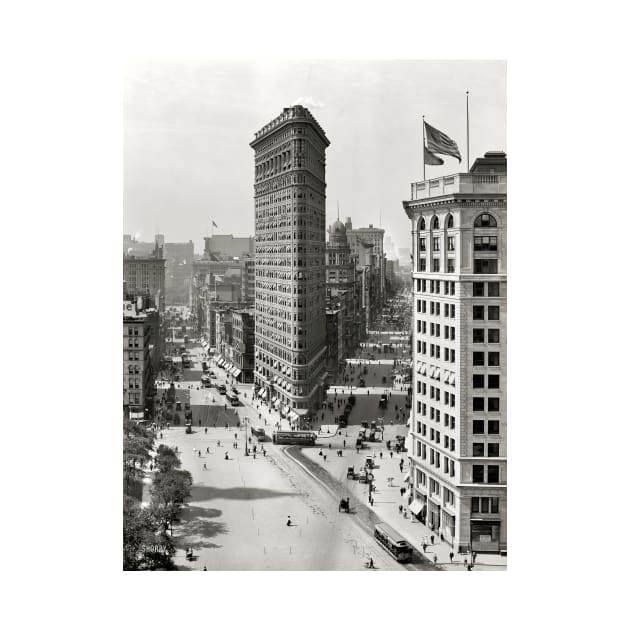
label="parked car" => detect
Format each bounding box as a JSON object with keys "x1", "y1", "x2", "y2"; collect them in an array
[{"x1": 379, "y1": 395, "x2": 388, "y2": 408}]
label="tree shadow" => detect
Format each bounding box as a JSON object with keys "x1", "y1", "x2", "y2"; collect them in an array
[
  {"x1": 176, "y1": 505, "x2": 228, "y2": 551},
  {"x1": 190, "y1": 485, "x2": 297, "y2": 502}
]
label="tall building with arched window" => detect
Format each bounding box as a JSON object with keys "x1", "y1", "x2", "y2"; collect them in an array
[
  {"x1": 251, "y1": 106, "x2": 330, "y2": 424},
  {"x1": 402, "y1": 151, "x2": 507, "y2": 555}
]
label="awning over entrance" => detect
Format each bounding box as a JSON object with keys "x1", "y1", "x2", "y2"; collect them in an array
[
  {"x1": 271, "y1": 396, "x2": 277, "y2": 404},
  {"x1": 288, "y1": 411, "x2": 299, "y2": 422},
  {"x1": 281, "y1": 405, "x2": 290, "y2": 415},
  {"x1": 260, "y1": 390, "x2": 267, "y2": 399},
  {"x1": 273, "y1": 399, "x2": 281, "y2": 410},
  {"x1": 409, "y1": 500, "x2": 425, "y2": 516},
  {"x1": 233, "y1": 368, "x2": 241, "y2": 378}
]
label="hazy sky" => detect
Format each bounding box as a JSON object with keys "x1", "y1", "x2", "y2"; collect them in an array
[{"x1": 124, "y1": 60, "x2": 506, "y2": 255}]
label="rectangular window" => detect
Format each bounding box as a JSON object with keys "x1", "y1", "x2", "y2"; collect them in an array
[
  {"x1": 447, "y1": 236, "x2": 455, "y2": 251},
  {"x1": 422, "y1": 279, "x2": 427, "y2": 292},
  {"x1": 488, "y1": 398, "x2": 500, "y2": 412},
  {"x1": 488, "y1": 352, "x2": 500, "y2": 367},
  {"x1": 471, "y1": 497, "x2": 480, "y2": 513},
  {"x1": 432, "y1": 237, "x2": 440, "y2": 251},
  {"x1": 473, "y1": 374, "x2": 485, "y2": 388},
  {"x1": 473, "y1": 419, "x2": 484, "y2": 434},
  {"x1": 435, "y1": 324, "x2": 440, "y2": 337},
  {"x1": 488, "y1": 420, "x2": 500, "y2": 434},
  {"x1": 488, "y1": 374, "x2": 500, "y2": 388},
  {"x1": 473, "y1": 397, "x2": 485, "y2": 411},
  {"x1": 473, "y1": 352, "x2": 485, "y2": 366},
  {"x1": 488, "y1": 329, "x2": 500, "y2": 343},
  {"x1": 473, "y1": 282, "x2": 485, "y2": 297},
  {"x1": 487, "y1": 443, "x2": 500, "y2": 457},
  {"x1": 432, "y1": 258, "x2": 440, "y2": 273},
  {"x1": 491, "y1": 498, "x2": 500, "y2": 513},
  {"x1": 474, "y1": 235, "x2": 498, "y2": 251},
  {"x1": 472, "y1": 465, "x2": 485, "y2": 483},
  {"x1": 473, "y1": 328, "x2": 485, "y2": 343},
  {"x1": 473, "y1": 443, "x2": 485, "y2": 457},
  {"x1": 487, "y1": 282, "x2": 500, "y2": 296},
  {"x1": 487, "y1": 465, "x2": 500, "y2": 484},
  {"x1": 447, "y1": 259, "x2": 455, "y2": 273},
  {"x1": 474, "y1": 259, "x2": 498, "y2": 274},
  {"x1": 436, "y1": 303, "x2": 440, "y2": 316},
  {"x1": 473, "y1": 305, "x2": 485, "y2": 320},
  {"x1": 487, "y1": 306, "x2": 500, "y2": 320},
  {"x1": 450, "y1": 304, "x2": 455, "y2": 318},
  {"x1": 419, "y1": 258, "x2": 426, "y2": 271},
  {"x1": 481, "y1": 497, "x2": 490, "y2": 513},
  {"x1": 419, "y1": 238, "x2": 426, "y2": 252}
]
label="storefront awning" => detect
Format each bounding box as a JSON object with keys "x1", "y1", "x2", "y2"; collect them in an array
[
  {"x1": 403, "y1": 473, "x2": 410, "y2": 482},
  {"x1": 273, "y1": 399, "x2": 281, "y2": 410},
  {"x1": 409, "y1": 500, "x2": 425, "y2": 516},
  {"x1": 260, "y1": 390, "x2": 267, "y2": 399},
  {"x1": 288, "y1": 411, "x2": 299, "y2": 421},
  {"x1": 233, "y1": 369, "x2": 241, "y2": 378},
  {"x1": 282, "y1": 405, "x2": 290, "y2": 415},
  {"x1": 271, "y1": 396, "x2": 277, "y2": 404}
]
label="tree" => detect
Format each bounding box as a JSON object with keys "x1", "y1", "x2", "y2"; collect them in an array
[
  {"x1": 154, "y1": 444, "x2": 181, "y2": 474},
  {"x1": 123, "y1": 418, "x2": 154, "y2": 495},
  {"x1": 152, "y1": 469, "x2": 193, "y2": 508}
]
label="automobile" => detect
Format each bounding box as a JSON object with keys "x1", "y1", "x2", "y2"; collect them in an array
[
  {"x1": 175, "y1": 400, "x2": 182, "y2": 411},
  {"x1": 231, "y1": 386, "x2": 239, "y2": 395},
  {"x1": 379, "y1": 395, "x2": 388, "y2": 408},
  {"x1": 348, "y1": 395, "x2": 356, "y2": 405},
  {"x1": 217, "y1": 384, "x2": 227, "y2": 395}
]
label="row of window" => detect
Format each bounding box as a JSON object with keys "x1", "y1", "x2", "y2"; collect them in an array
[
  {"x1": 472, "y1": 464, "x2": 501, "y2": 484},
  {"x1": 416, "y1": 299, "x2": 456, "y2": 318},
  {"x1": 472, "y1": 442, "x2": 500, "y2": 457},
  {"x1": 473, "y1": 420, "x2": 501, "y2": 434},
  {"x1": 417, "y1": 212, "x2": 498, "y2": 231},
  {"x1": 416, "y1": 279, "x2": 456, "y2": 295},
  {"x1": 416, "y1": 321, "x2": 456, "y2": 341},
  {"x1": 416, "y1": 342, "x2": 456, "y2": 363},
  {"x1": 473, "y1": 305, "x2": 500, "y2": 320},
  {"x1": 471, "y1": 497, "x2": 500, "y2": 513},
  {"x1": 473, "y1": 281, "x2": 501, "y2": 297},
  {"x1": 473, "y1": 351, "x2": 501, "y2": 366},
  {"x1": 473, "y1": 397, "x2": 500, "y2": 412},
  {"x1": 417, "y1": 258, "x2": 456, "y2": 273},
  {"x1": 473, "y1": 328, "x2": 500, "y2": 343},
  {"x1": 419, "y1": 236, "x2": 456, "y2": 252},
  {"x1": 473, "y1": 374, "x2": 501, "y2": 388}
]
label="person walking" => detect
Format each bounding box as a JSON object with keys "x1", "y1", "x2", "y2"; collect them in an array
[
  {"x1": 368, "y1": 557, "x2": 374, "y2": 569},
  {"x1": 430, "y1": 534, "x2": 435, "y2": 545},
  {"x1": 206, "y1": 447, "x2": 209, "y2": 454},
  {"x1": 203, "y1": 463, "x2": 207, "y2": 470},
  {"x1": 205, "y1": 427, "x2": 208, "y2": 434},
  {"x1": 449, "y1": 551, "x2": 454, "y2": 563},
  {"x1": 433, "y1": 554, "x2": 438, "y2": 565},
  {"x1": 422, "y1": 542, "x2": 427, "y2": 553},
  {"x1": 286, "y1": 516, "x2": 292, "y2": 526}
]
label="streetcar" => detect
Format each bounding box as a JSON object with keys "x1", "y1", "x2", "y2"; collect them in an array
[
  {"x1": 373, "y1": 522, "x2": 413, "y2": 563},
  {"x1": 250, "y1": 426, "x2": 267, "y2": 440},
  {"x1": 272, "y1": 430, "x2": 317, "y2": 446},
  {"x1": 226, "y1": 392, "x2": 240, "y2": 406}
]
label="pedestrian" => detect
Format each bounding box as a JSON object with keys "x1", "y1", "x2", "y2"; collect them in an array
[
  {"x1": 198, "y1": 451, "x2": 201, "y2": 457},
  {"x1": 433, "y1": 554, "x2": 438, "y2": 565},
  {"x1": 390, "y1": 451, "x2": 393, "y2": 459},
  {"x1": 399, "y1": 505, "x2": 403, "y2": 514},
  {"x1": 206, "y1": 447, "x2": 209, "y2": 454},
  {"x1": 205, "y1": 427, "x2": 208, "y2": 434},
  {"x1": 328, "y1": 443, "x2": 331, "y2": 449},
  {"x1": 379, "y1": 451, "x2": 383, "y2": 459},
  {"x1": 203, "y1": 463, "x2": 207, "y2": 470},
  {"x1": 287, "y1": 516, "x2": 292, "y2": 526},
  {"x1": 422, "y1": 542, "x2": 427, "y2": 553},
  {"x1": 217, "y1": 440, "x2": 221, "y2": 446},
  {"x1": 160, "y1": 432, "x2": 163, "y2": 439},
  {"x1": 431, "y1": 534, "x2": 435, "y2": 545},
  {"x1": 368, "y1": 557, "x2": 374, "y2": 569},
  {"x1": 224, "y1": 452, "x2": 229, "y2": 460},
  {"x1": 449, "y1": 551, "x2": 454, "y2": 563},
  {"x1": 323, "y1": 454, "x2": 327, "y2": 461},
  {"x1": 400, "y1": 487, "x2": 405, "y2": 497}
]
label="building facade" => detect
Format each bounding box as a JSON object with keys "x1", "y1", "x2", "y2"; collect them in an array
[
  {"x1": 123, "y1": 242, "x2": 166, "y2": 313},
  {"x1": 326, "y1": 219, "x2": 359, "y2": 364},
  {"x1": 163, "y1": 241, "x2": 194, "y2": 306},
  {"x1": 204, "y1": 234, "x2": 254, "y2": 259},
  {"x1": 232, "y1": 308, "x2": 255, "y2": 383},
  {"x1": 402, "y1": 151, "x2": 507, "y2": 554},
  {"x1": 347, "y1": 223, "x2": 385, "y2": 303},
  {"x1": 251, "y1": 105, "x2": 329, "y2": 423},
  {"x1": 123, "y1": 301, "x2": 160, "y2": 419}
]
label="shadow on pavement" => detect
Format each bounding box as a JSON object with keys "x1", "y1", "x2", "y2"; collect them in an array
[
  {"x1": 177, "y1": 505, "x2": 228, "y2": 550},
  {"x1": 190, "y1": 485, "x2": 297, "y2": 502}
]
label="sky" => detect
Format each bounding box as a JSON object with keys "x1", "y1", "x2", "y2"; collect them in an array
[{"x1": 124, "y1": 60, "x2": 506, "y2": 256}]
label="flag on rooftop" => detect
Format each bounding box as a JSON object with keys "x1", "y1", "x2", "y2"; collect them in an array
[
  {"x1": 212, "y1": 220, "x2": 218, "y2": 228},
  {"x1": 424, "y1": 146, "x2": 444, "y2": 166},
  {"x1": 424, "y1": 121, "x2": 461, "y2": 163}
]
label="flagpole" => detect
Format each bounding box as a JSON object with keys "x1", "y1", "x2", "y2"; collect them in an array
[
  {"x1": 466, "y1": 91, "x2": 470, "y2": 172},
  {"x1": 422, "y1": 115, "x2": 426, "y2": 180}
]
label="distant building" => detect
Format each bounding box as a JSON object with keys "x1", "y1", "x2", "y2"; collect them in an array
[
  {"x1": 325, "y1": 302, "x2": 344, "y2": 380},
  {"x1": 204, "y1": 234, "x2": 254, "y2": 259},
  {"x1": 240, "y1": 257, "x2": 255, "y2": 304},
  {"x1": 123, "y1": 300, "x2": 160, "y2": 419},
  {"x1": 252, "y1": 105, "x2": 329, "y2": 422},
  {"x1": 232, "y1": 308, "x2": 255, "y2": 383},
  {"x1": 163, "y1": 241, "x2": 194, "y2": 306},
  {"x1": 123, "y1": 241, "x2": 166, "y2": 312}
]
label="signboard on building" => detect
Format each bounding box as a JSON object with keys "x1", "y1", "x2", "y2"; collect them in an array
[{"x1": 123, "y1": 301, "x2": 137, "y2": 317}]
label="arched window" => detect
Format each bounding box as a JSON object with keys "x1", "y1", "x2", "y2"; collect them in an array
[
  {"x1": 431, "y1": 215, "x2": 440, "y2": 230},
  {"x1": 474, "y1": 213, "x2": 497, "y2": 228},
  {"x1": 419, "y1": 217, "x2": 426, "y2": 231},
  {"x1": 446, "y1": 214, "x2": 454, "y2": 229}
]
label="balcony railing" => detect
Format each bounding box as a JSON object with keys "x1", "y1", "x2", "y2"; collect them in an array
[{"x1": 410, "y1": 173, "x2": 507, "y2": 201}]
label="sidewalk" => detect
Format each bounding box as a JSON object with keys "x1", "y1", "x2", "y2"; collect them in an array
[{"x1": 300, "y1": 428, "x2": 507, "y2": 571}]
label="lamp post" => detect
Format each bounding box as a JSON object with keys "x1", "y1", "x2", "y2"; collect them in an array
[{"x1": 243, "y1": 416, "x2": 249, "y2": 456}]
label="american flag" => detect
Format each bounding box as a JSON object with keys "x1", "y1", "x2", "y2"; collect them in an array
[
  {"x1": 424, "y1": 145, "x2": 444, "y2": 166},
  {"x1": 424, "y1": 121, "x2": 461, "y2": 163}
]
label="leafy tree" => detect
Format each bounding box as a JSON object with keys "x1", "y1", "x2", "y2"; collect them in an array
[
  {"x1": 152, "y1": 469, "x2": 193, "y2": 508},
  {"x1": 123, "y1": 418, "x2": 154, "y2": 494},
  {"x1": 154, "y1": 444, "x2": 181, "y2": 474}
]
